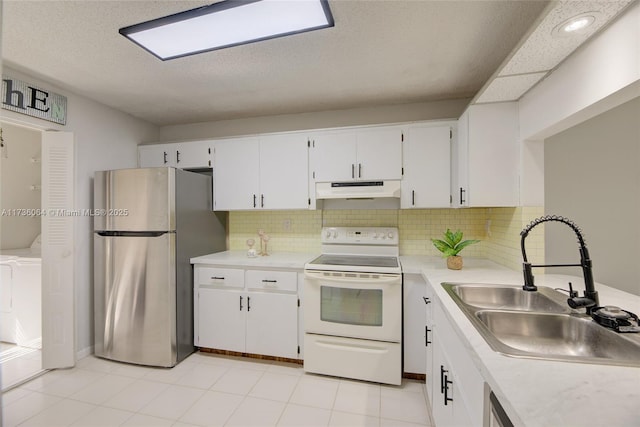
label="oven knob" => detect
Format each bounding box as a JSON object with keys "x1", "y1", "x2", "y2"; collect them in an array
[
  {"x1": 332, "y1": 230, "x2": 338, "y2": 238},
  {"x1": 372, "y1": 232, "x2": 378, "y2": 238},
  {"x1": 388, "y1": 232, "x2": 394, "y2": 239},
  {"x1": 325, "y1": 230, "x2": 331, "y2": 238}
]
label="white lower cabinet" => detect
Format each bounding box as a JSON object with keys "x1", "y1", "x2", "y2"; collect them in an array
[
  {"x1": 403, "y1": 274, "x2": 428, "y2": 375},
  {"x1": 427, "y1": 281, "x2": 485, "y2": 427},
  {"x1": 195, "y1": 266, "x2": 300, "y2": 360},
  {"x1": 198, "y1": 288, "x2": 245, "y2": 353},
  {"x1": 245, "y1": 292, "x2": 298, "y2": 359}
]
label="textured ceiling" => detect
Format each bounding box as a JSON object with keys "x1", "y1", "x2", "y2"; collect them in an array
[
  {"x1": 475, "y1": 0, "x2": 634, "y2": 104},
  {"x1": 2, "y1": 0, "x2": 551, "y2": 126}
]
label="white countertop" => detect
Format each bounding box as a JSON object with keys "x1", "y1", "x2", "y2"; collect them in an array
[
  {"x1": 191, "y1": 250, "x2": 317, "y2": 270},
  {"x1": 422, "y1": 259, "x2": 640, "y2": 427}
]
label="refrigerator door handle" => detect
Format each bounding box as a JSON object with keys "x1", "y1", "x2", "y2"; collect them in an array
[{"x1": 96, "y1": 231, "x2": 169, "y2": 237}]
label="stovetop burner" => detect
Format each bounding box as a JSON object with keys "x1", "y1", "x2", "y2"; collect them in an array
[{"x1": 591, "y1": 306, "x2": 640, "y2": 333}]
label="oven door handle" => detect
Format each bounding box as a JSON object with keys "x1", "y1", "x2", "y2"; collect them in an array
[{"x1": 304, "y1": 271, "x2": 400, "y2": 285}]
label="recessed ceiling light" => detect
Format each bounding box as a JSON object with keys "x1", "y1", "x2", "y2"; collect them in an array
[
  {"x1": 562, "y1": 16, "x2": 594, "y2": 33},
  {"x1": 120, "y1": 0, "x2": 335, "y2": 61},
  {"x1": 552, "y1": 12, "x2": 599, "y2": 38}
]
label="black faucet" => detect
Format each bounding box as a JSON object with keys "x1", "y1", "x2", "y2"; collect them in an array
[{"x1": 520, "y1": 215, "x2": 599, "y2": 314}]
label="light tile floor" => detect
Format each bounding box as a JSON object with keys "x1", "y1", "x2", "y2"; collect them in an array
[{"x1": 2, "y1": 352, "x2": 434, "y2": 427}]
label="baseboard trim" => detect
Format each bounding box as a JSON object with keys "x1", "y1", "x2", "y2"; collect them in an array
[{"x1": 198, "y1": 347, "x2": 303, "y2": 365}]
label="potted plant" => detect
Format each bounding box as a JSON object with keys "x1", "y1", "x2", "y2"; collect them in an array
[{"x1": 431, "y1": 229, "x2": 480, "y2": 270}]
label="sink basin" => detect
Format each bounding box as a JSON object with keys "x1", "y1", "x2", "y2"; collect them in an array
[
  {"x1": 442, "y1": 283, "x2": 640, "y2": 367},
  {"x1": 443, "y1": 283, "x2": 570, "y2": 313},
  {"x1": 475, "y1": 310, "x2": 640, "y2": 366}
]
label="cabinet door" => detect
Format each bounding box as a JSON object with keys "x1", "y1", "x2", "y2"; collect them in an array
[
  {"x1": 138, "y1": 144, "x2": 176, "y2": 168},
  {"x1": 245, "y1": 292, "x2": 298, "y2": 359},
  {"x1": 259, "y1": 134, "x2": 309, "y2": 209},
  {"x1": 452, "y1": 110, "x2": 469, "y2": 207},
  {"x1": 401, "y1": 125, "x2": 451, "y2": 208},
  {"x1": 403, "y1": 274, "x2": 427, "y2": 375},
  {"x1": 175, "y1": 140, "x2": 213, "y2": 169},
  {"x1": 311, "y1": 131, "x2": 357, "y2": 182},
  {"x1": 425, "y1": 282, "x2": 435, "y2": 403},
  {"x1": 467, "y1": 102, "x2": 519, "y2": 207},
  {"x1": 198, "y1": 288, "x2": 246, "y2": 352},
  {"x1": 213, "y1": 138, "x2": 260, "y2": 210},
  {"x1": 356, "y1": 127, "x2": 403, "y2": 180},
  {"x1": 431, "y1": 331, "x2": 455, "y2": 426}
]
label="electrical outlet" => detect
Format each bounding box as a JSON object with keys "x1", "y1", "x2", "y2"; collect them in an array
[{"x1": 283, "y1": 219, "x2": 291, "y2": 231}]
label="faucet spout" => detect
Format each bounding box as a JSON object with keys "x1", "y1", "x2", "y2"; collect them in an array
[{"x1": 520, "y1": 215, "x2": 599, "y2": 313}]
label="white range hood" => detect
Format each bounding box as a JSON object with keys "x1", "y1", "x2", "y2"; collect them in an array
[{"x1": 315, "y1": 181, "x2": 401, "y2": 200}]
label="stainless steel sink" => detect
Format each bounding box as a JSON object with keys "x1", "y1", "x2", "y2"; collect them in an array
[
  {"x1": 443, "y1": 283, "x2": 570, "y2": 313},
  {"x1": 442, "y1": 283, "x2": 640, "y2": 367},
  {"x1": 475, "y1": 310, "x2": 640, "y2": 366}
]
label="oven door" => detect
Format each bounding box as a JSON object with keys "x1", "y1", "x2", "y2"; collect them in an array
[{"x1": 303, "y1": 270, "x2": 402, "y2": 342}]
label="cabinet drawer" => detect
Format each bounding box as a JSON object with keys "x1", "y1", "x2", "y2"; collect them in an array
[
  {"x1": 197, "y1": 267, "x2": 244, "y2": 288},
  {"x1": 246, "y1": 270, "x2": 297, "y2": 292}
]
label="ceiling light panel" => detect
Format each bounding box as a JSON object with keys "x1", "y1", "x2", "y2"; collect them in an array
[{"x1": 120, "y1": 0, "x2": 334, "y2": 60}]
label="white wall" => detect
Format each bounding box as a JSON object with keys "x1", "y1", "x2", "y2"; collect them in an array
[
  {"x1": 0, "y1": 67, "x2": 159, "y2": 355},
  {"x1": 544, "y1": 97, "x2": 640, "y2": 296},
  {"x1": 0, "y1": 123, "x2": 41, "y2": 249},
  {"x1": 157, "y1": 98, "x2": 469, "y2": 141}
]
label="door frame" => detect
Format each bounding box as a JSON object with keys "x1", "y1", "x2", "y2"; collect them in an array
[{"x1": 0, "y1": 117, "x2": 76, "y2": 369}]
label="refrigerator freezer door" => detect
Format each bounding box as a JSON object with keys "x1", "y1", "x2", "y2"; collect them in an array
[
  {"x1": 94, "y1": 167, "x2": 175, "y2": 232},
  {"x1": 94, "y1": 232, "x2": 177, "y2": 367}
]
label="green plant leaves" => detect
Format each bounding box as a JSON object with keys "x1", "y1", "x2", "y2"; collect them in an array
[
  {"x1": 454, "y1": 239, "x2": 480, "y2": 253},
  {"x1": 432, "y1": 229, "x2": 479, "y2": 257},
  {"x1": 444, "y1": 229, "x2": 463, "y2": 246}
]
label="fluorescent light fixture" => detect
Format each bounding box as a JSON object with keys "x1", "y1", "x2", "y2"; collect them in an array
[{"x1": 120, "y1": 0, "x2": 335, "y2": 61}]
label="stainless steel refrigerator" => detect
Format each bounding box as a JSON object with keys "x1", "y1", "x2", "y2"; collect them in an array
[{"x1": 93, "y1": 167, "x2": 226, "y2": 367}]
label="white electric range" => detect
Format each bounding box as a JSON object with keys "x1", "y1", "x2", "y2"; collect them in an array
[{"x1": 303, "y1": 227, "x2": 402, "y2": 385}]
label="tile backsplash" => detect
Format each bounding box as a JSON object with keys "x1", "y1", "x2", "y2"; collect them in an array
[{"x1": 229, "y1": 206, "x2": 544, "y2": 271}]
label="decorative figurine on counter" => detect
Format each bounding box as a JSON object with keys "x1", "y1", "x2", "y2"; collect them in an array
[
  {"x1": 257, "y1": 229, "x2": 270, "y2": 256},
  {"x1": 246, "y1": 238, "x2": 257, "y2": 258},
  {"x1": 261, "y1": 234, "x2": 270, "y2": 256}
]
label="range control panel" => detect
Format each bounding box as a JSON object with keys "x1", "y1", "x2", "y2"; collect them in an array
[{"x1": 321, "y1": 227, "x2": 399, "y2": 245}]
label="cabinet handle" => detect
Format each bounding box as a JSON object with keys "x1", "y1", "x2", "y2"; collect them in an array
[
  {"x1": 444, "y1": 374, "x2": 453, "y2": 406},
  {"x1": 253, "y1": 194, "x2": 257, "y2": 208},
  {"x1": 358, "y1": 163, "x2": 362, "y2": 178},
  {"x1": 425, "y1": 326, "x2": 431, "y2": 347},
  {"x1": 211, "y1": 276, "x2": 225, "y2": 280},
  {"x1": 440, "y1": 365, "x2": 448, "y2": 394},
  {"x1": 351, "y1": 164, "x2": 355, "y2": 179},
  {"x1": 412, "y1": 190, "x2": 415, "y2": 206},
  {"x1": 163, "y1": 151, "x2": 168, "y2": 164},
  {"x1": 239, "y1": 296, "x2": 243, "y2": 311},
  {"x1": 423, "y1": 297, "x2": 431, "y2": 305},
  {"x1": 261, "y1": 194, "x2": 264, "y2": 208},
  {"x1": 247, "y1": 296, "x2": 251, "y2": 312},
  {"x1": 176, "y1": 151, "x2": 181, "y2": 163},
  {"x1": 262, "y1": 279, "x2": 277, "y2": 283},
  {"x1": 459, "y1": 187, "x2": 466, "y2": 205}
]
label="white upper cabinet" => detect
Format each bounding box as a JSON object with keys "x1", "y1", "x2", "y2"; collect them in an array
[
  {"x1": 356, "y1": 127, "x2": 403, "y2": 180},
  {"x1": 259, "y1": 133, "x2": 309, "y2": 210},
  {"x1": 213, "y1": 134, "x2": 309, "y2": 211},
  {"x1": 401, "y1": 124, "x2": 452, "y2": 208},
  {"x1": 452, "y1": 102, "x2": 519, "y2": 207},
  {"x1": 138, "y1": 140, "x2": 213, "y2": 169},
  {"x1": 311, "y1": 126, "x2": 403, "y2": 182},
  {"x1": 213, "y1": 137, "x2": 261, "y2": 210}
]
